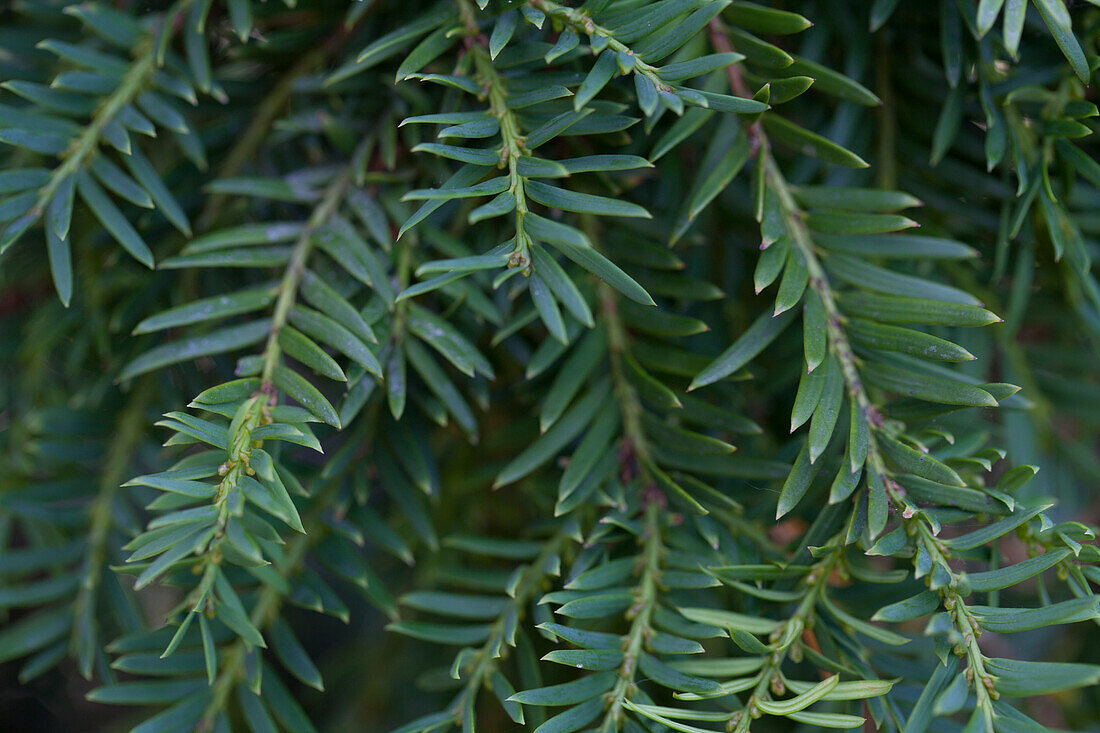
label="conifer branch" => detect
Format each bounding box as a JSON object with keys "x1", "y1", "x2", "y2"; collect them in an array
[{"x1": 4, "y1": 2, "x2": 1099, "y2": 730}]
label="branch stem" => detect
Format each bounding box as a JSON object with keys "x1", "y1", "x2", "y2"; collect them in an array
[
  {"x1": 197, "y1": 408, "x2": 373, "y2": 730},
  {"x1": 72, "y1": 378, "x2": 153, "y2": 677},
  {"x1": 912, "y1": 523, "x2": 999, "y2": 730},
  {"x1": 455, "y1": 528, "x2": 574, "y2": 722},
  {"x1": 730, "y1": 547, "x2": 840, "y2": 731},
  {"x1": 761, "y1": 149, "x2": 890, "y2": 481},
  {"x1": 200, "y1": 162, "x2": 357, "y2": 578},
  {"x1": 198, "y1": 501, "x2": 320, "y2": 730},
  {"x1": 532, "y1": 0, "x2": 672, "y2": 93},
  {"x1": 595, "y1": 280, "x2": 665, "y2": 729},
  {"x1": 34, "y1": 43, "x2": 158, "y2": 216},
  {"x1": 467, "y1": 36, "x2": 532, "y2": 269},
  {"x1": 600, "y1": 500, "x2": 662, "y2": 730},
  {"x1": 260, "y1": 168, "x2": 354, "y2": 385},
  {"x1": 599, "y1": 282, "x2": 651, "y2": 477}
]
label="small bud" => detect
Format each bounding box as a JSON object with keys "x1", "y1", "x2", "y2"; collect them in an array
[{"x1": 770, "y1": 673, "x2": 785, "y2": 696}]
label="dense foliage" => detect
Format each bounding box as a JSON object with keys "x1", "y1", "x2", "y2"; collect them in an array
[{"x1": 3, "y1": 0, "x2": 1100, "y2": 731}]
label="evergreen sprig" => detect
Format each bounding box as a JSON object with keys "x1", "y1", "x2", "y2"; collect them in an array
[{"x1": 2, "y1": 1, "x2": 1099, "y2": 732}]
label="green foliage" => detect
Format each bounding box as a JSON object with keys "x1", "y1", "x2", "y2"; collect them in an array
[{"x1": 2, "y1": 0, "x2": 1100, "y2": 731}]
